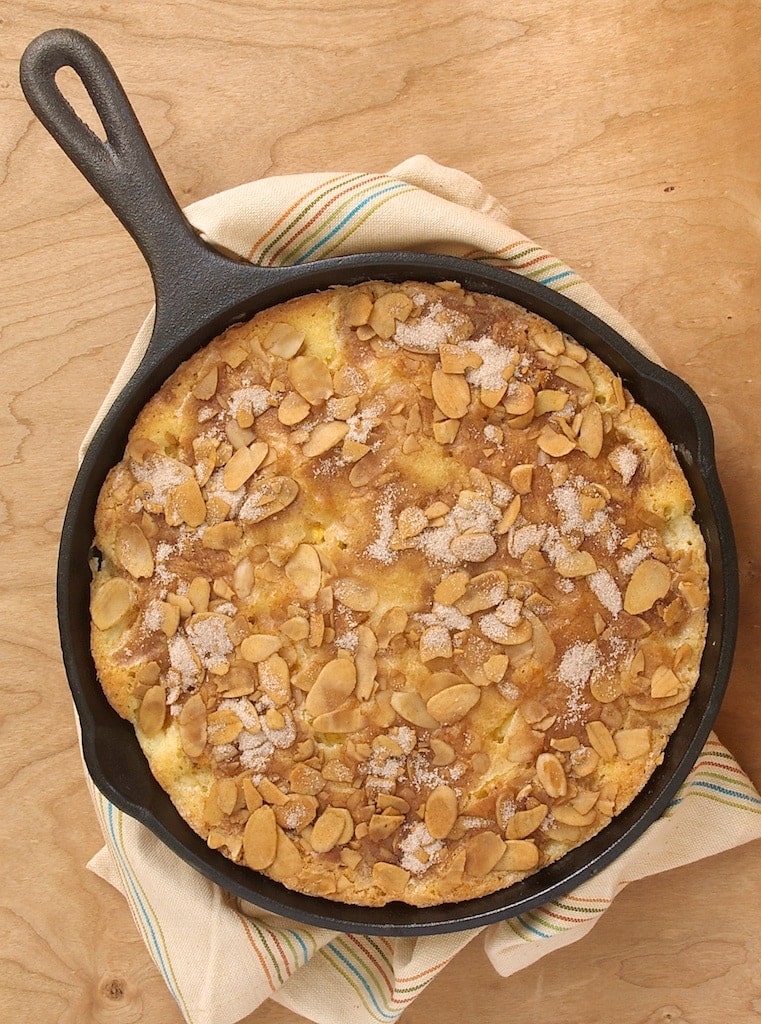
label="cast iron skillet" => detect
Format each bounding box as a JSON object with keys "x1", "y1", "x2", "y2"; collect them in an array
[{"x1": 21, "y1": 28, "x2": 738, "y2": 935}]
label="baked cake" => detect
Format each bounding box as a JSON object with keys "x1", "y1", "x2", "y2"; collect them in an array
[{"x1": 89, "y1": 279, "x2": 709, "y2": 906}]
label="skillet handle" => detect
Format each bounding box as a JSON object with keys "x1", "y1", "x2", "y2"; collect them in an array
[{"x1": 19, "y1": 28, "x2": 265, "y2": 337}]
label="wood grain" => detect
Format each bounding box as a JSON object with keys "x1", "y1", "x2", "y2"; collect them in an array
[{"x1": 1, "y1": 1, "x2": 760, "y2": 1022}]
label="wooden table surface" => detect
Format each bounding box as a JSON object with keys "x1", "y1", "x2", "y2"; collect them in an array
[{"x1": 2, "y1": 1, "x2": 760, "y2": 1021}]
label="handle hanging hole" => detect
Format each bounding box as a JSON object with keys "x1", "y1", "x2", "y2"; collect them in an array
[{"x1": 55, "y1": 66, "x2": 107, "y2": 141}]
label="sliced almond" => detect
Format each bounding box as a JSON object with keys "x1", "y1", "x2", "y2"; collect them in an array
[
  {"x1": 138, "y1": 684, "x2": 166, "y2": 737},
  {"x1": 465, "y1": 831, "x2": 506, "y2": 877},
  {"x1": 333, "y1": 576, "x2": 379, "y2": 612},
  {"x1": 556, "y1": 362, "x2": 593, "y2": 391},
  {"x1": 368, "y1": 291, "x2": 413, "y2": 340},
  {"x1": 503, "y1": 381, "x2": 535, "y2": 415},
  {"x1": 201, "y1": 521, "x2": 243, "y2": 550},
  {"x1": 259, "y1": 653, "x2": 291, "y2": 707},
  {"x1": 434, "y1": 571, "x2": 470, "y2": 606},
  {"x1": 115, "y1": 523, "x2": 154, "y2": 579},
  {"x1": 536, "y1": 752, "x2": 568, "y2": 798},
  {"x1": 310, "y1": 806, "x2": 354, "y2": 853},
  {"x1": 285, "y1": 543, "x2": 322, "y2": 600},
  {"x1": 624, "y1": 560, "x2": 672, "y2": 614},
  {"x1": 614, "y1": 727, "x2": 652, "y2": 760},
  {"x1": 439, "y1": 343, "x2": 483, "y2": 374},
  {"x1": 552, "y1": 804, "x2": 597, "y2": 827},
  {"x1": 535, "y1": 389, "x2": 570, "y2": 416},
  {"x1": 499, "y1": 839, "x2": 540, "y2": 872},
  {"x1": 419, "y1": 624, "x2": 453, "y2": 662},
  {"x1": 577, "y1": 402, "x2": 604, "y2": 459},
  {"x1": 287, "y1": 355, "x2": 333, "y2": 405},
  {"x1": 537, "y1": 425, "x2": 575, "y2": 458},
  {"x1": 345, "y1": 290, "x2": 374, "y2": 327},
  {"x1": 305, "y1": 659, "x2": 358, "y2": 717},
  {"x1": 424, "y1": 786, "x2": 459, "y2": 839},
  {"x1": 278, "y1": 391, "x2": 311, "y2": 425},
  {"x1": 372, "y1": 862, "x2": 410, "y2": 896},
  {"x1": 432, "y1": 419, "x2": 461, "y2": 445},
  {"x1": 223, "y1": 442, "x2": 268, "y2": 491},
  {"x1": 302, "y1": 420, "x2": 349, "y2": 458},
  {"x1": 449, "y1": 532, "x2": 497, "y2": 563},
  {"x1": 504, "y1": 803, "x2": 548, "y2": 839},
  {"x1": 264, "y1": 322, "x2": 305, "y2": 359},
  {"x1": 431, "y1": 369, "x2": 471, "y2": 419},
  {"x1": 585, "y1": 720, "x2": 617, "y2": 762},
  {"x1": 650, "y1": 665, "x2": 680, "y2": 698},
  {"x1": 179, "y1": 693, "x2": 207, "y2": 758},
  {"x1": 192, "y1": 365, "x2": 218, "y2": 400},
  {"x1": 367, "y1": 813, "x2": 405, "y2": 842},
  {"x1": 243, "y1": 805, "x2": 278, "y2": 870},
  {"x1": 426, "y1": 682, "x2": 481, "y2": 724},
  {"x1": 91, "y1": 577, "x2": 134, "y2": 630},
  {"x1": 390, "y1": 690, "x2": 439, "y2": 729},
  {"x1": 455, "y1": 569, "x2": 508, "y2": 614},
  {"x1": 240, "y1": 633, "x2": 281, "y2": 663},
  {"x1": 554, "y1": 546, "x2": 597, "y2": 578},
  {"x1": 239, "y1": 477, "x2": 299, "y2": 523}
]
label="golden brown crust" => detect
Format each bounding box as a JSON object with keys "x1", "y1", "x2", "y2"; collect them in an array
[{"x1": 89, "y1": 280, "x2": 708, "y2": 906}]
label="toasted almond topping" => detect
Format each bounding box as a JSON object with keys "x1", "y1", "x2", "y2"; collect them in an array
[
  {"x1": 431, "y1": 369, "x2": 471, "y2": 419},
  {"x1": 425, "y1": 786, "x2": 459, "y2": 839},
  {"x1": 243, "y1": 805, "x2": 278, "y2": 870},
  {"x1": 334, "y1": 576, "x2": 379, "y2": 612},
  {"x1": 614, "y1": 727, "x2": 652, "y2": 760},
  {"x1": 465, "y1": 831, "x2": 506, "y2": 877},
  {"x1": 449, "y1": 532, "x2": 497, "y2": 563},
  {"x1": 239, "y1": 476, "x2": 299, "y2": 523},
  {"x1": 556, "y1": 362, "x2": 593, "y2": 391},
  {"x1": 624, "y1": 559, "x2": 671, "y2": 614},
  {"x1": 179, "y1": 694, "x2": 207, "y2": 758},
  {"x1": 434, "y1": 571, "x2": 470, "y2": 606},
  {"x1": 369, "y1": 291, "x2": 414, "y2": 339},
  {"x1": 223, "y1": 442, "x2": 268, "y2": 491},
  {"x1": 202, "y1": 521, "x2": 243, "y2": 550},
  {"x1": 585, "y1": 720, "x2": 617, "y2": 761},
  {"x1": 577, "y1": 402, "x2": 604, "y2": 458},
  {"x1": 419, "y1": 625, "x2": 453, "y2": 662},
  {"x1": 345, "y1": 290, "x2": 374, "y2": 327},
  {"x1": 278, "y1": 391, "x2": 311, "y2": 425},
  {"x1": 552, "y1": 805, "x2": 597, "y2": 827},
  {"x1": 503, "y1": 382, "x2": 535, "y2": 415},
  {"x1": 192, "y1": 365, "x2": 219, "y2": 400},
  {"x1": 372, "y1": 861, "x2": 410, "y2": 895},
  {"x1": 500, "y1": 839, "x2": 540, "y2": 872},
  {"x1": 138, "y1": 684, "x2": 166, "y2": 737},
  {"x1": 115, "y1": 523, "x2": 154, "y2": 578},
  {"x1": 311, "y1": 806, "x2": 354, "y2": 853},
  {"x1": 426, "y1": 682, "x2": 481, "y2": 724},
  {"x1": 509, "y1": 463, "x2": 534, "y2": 495},
  {"x1": 536, "y1": 752, "x2": 568, "y2": 798},
  {"x1": 288, "y1": 355, "x2": 333, "y2": 405},
  {"x1": 439, "y1": 343, "x2": 483, "y2": 374},
  {"x1": 650, "y1": 665, "x2": 680, "y2": 698},
  {"x1": 91, "y1": 577, "x2": 134, "y2": 630},
  {"x1": 303, "y1": 420, "x2": 350, "y2": 458},
  {"x1": 240, "y1": 633, "x2": 281, "y2": 662},
  {"x1": 504, "y1": 803, "x2": 548, "y2": 839},
  {"x1": 432, "y1": 418, "x2": 461, "y2": 445},
  {"x1": 264, "y1": 322, "x2": 305, "y2": 359},
  {"x1": 537, "y1": 425, "x2": 576, "y2": 458},
  {"x1": 554, "y1": 546, "x2": 597, "y2": 578},
  {"x1": 535, "y1": 389, "x2": 570, "y2": 415},
  {"x1": 306, "y1": 659, "x2": 358, "y2": 716},
  {"x1": 285, "y1": 543, "x2": 322, "y2": 600},
  {"x1": 390, "y1": 690, "x2": 439, "y2": 729}
]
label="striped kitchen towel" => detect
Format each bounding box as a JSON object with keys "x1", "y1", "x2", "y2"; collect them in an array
[{"x1": 83, "y1": 157, "x2": 761, "y2": 1024}]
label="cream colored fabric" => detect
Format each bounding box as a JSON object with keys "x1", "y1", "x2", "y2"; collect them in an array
[{"x1": 82, "y1": 157, "x2": 761, "y2": 1024}]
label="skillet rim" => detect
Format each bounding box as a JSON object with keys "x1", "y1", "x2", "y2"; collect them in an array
[{"x1": 57, "y1": 251, "x2": 738, "y2": 935}]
